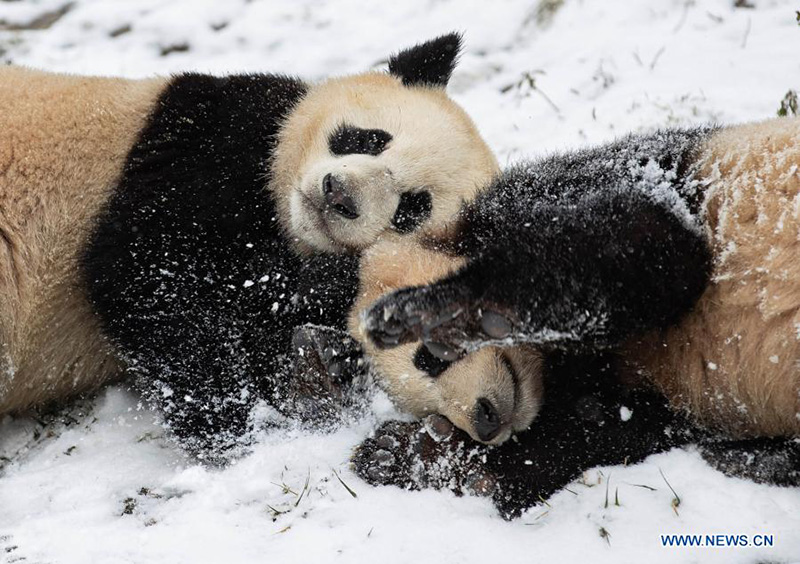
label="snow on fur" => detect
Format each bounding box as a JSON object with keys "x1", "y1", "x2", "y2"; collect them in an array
[{"x1": 1, "y1": 1, "x2": 799, "y2": 563}]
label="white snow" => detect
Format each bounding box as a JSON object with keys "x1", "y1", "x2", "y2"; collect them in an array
[{"x1": 2, "y1": 1, "x2": 800, "y2": 563}]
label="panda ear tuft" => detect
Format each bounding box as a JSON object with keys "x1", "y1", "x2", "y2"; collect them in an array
[{"x1": 388, "y1": 32, "x2": 463, "y2": 89}]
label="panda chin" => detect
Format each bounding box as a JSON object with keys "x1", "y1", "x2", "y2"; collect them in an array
[
  {"x1": 290, "y1": 190, "x2": 346, "y2": 253},
  {"x1": 480, "y1": 428, "x2": 513, "y2": 446}
]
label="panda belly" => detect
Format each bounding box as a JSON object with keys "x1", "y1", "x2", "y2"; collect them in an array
[
  {"x1": 623, "y1": 118, "x2": 800, "y2": 437},
  {"x1": 0, "y1": 67, "x2": 166, "y2": 414}
]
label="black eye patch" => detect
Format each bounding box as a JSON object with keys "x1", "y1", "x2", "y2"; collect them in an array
[
  {"x1": 328, "y1": 124, "x2": 393, "y2": 156},
  {"x1": 392, "y1": 191, "x2": 432, "y2": 234},
  {"x1": 413, "y1": 344, "x2": 452, "y2": 377}
]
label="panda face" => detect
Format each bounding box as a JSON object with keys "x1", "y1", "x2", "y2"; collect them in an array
[
  {"x1": 270, "y1": 72, "x2": 498, "y2": 254},
  {"x1": 365, "y1": 340, "x2": 544, "y2": 445}
]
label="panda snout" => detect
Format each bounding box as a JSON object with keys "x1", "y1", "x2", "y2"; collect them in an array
[
  {"x1": 474, "y1": 397, "x2": 502, "y2": 442},
  {"x1": 322, "y1": 173, "x2": 359, "y2": 220}
]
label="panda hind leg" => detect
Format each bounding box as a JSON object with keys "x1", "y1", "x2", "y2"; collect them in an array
[{"x1": 698, "y1": 436, "x2": 800, "y2": 487}]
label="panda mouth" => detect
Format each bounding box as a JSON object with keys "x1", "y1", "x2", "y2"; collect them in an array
[
  {"x1": 299, "y1": 192, "x2": 344, "y2": 249},
  {"x1": 299, "y1": 191, "x2": 366, "y2": 254}
]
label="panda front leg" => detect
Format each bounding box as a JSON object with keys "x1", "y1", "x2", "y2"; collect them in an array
[
  {"x1": 131, "y1": 329, "x2": 267, "y2": 463},
  {"x1": 366, "y1": 188, "x2": 712, "y2": 359}
]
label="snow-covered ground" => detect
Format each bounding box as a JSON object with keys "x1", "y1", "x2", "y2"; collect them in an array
[{"x1": 1, "y1": 1, "x2": 799, "y2": 562}]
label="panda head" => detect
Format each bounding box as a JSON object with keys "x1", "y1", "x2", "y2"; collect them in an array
[
  {"x1": 380, "y1": 342, "x2": 544, "y2": 445},
  {"x1": 270, "y1": 33, "x2": 499, "y2": 254},
  {"x1": 350, "y1": 238, "x2": 544, "y2": 445}
]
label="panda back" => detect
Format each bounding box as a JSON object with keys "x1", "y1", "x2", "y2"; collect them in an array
[
  {"x1": 624, "y1": 117, "x2": 800, "y2": 437},
  {"x1": 0, "y1": 67, "x2": 167, "y2": 414}
]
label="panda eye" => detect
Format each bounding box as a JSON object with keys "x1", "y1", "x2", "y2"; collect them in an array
[
  {"x1": 392, "y1": 190, "x2": 432, "y2": 234},
  {"x1": 328, "y1": 124, "x2": 392, "y2": 156},
  {"x1": 413, "y1": 344, "x2": 452, "y2": 377}
]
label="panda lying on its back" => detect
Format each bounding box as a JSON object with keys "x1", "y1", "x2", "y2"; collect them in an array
[
  {"x1": 0, "y1": 33, "x2": 499, "y2": 459},
  {"x1": 355, "y1": 118, "x2": 800, "y2": 517}
]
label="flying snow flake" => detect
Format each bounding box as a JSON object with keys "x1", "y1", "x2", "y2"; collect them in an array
[
  {"x1": 243, "y1": 280, "x2": 254, "y2": 288},
  {"x1": 619, "y1": 406, "x2": 632, "y2": 421}
]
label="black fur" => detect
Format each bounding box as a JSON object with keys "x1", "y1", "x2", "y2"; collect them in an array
[
  {"x1": 365, "y1": 127, "x2": 715, "y2": 355},
  {"x1": 82, "y1": 73, "x2": 362, "y2": 458},
  {"x1": 698, "y1": 437, "x2": 800, "y2": 487},
  {"x1": 489, "y1": 354, "x2": 704, "y2": 518},
  {"x1": 388, "y1": 32, "x2": 462, "y2": 88}
]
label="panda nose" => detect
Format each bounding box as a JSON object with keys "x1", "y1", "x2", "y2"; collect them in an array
[
  {"x1": 322, "y1": 174, "x2": 359, "y2": 219},
  {"x1": 474, "y1": 398, "x2": 502, "y2": 442}
]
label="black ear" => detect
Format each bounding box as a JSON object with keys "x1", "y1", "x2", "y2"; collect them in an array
[{"x1": 388, "y1": 32, "x2": 463, "y2": 88}]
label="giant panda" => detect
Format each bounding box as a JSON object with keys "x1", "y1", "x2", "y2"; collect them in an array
[
  {"x1": 0, "y1": 33, "x2": 499, "y2": 459},
  {"x1": 353, "y1": 117, "x2": 800, "y2": 517}
]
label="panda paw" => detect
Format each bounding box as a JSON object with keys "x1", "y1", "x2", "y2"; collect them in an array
[
  {"x1": 363, "y1": 282, "x2": 519, "y2": 360},
  {"x1": 292, "y1": 324, "x2": 365, "y2": 387},
  {"x1": 351, "y1": 415, "x2": 496, "y2": 497},
  {"x1": 287, "y1": 324, "x2": 368, "y2": 425}
]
